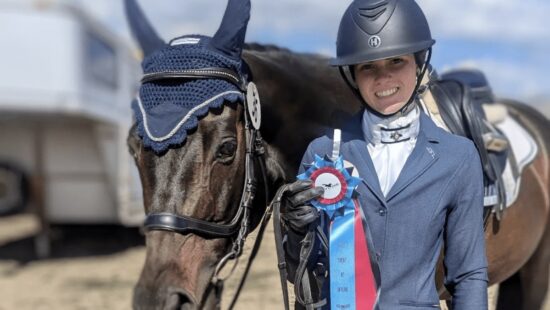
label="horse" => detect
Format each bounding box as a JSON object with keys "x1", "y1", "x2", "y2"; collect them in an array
[{"x1": 125, "y1": 0, "x2": 550, "y2": 309}]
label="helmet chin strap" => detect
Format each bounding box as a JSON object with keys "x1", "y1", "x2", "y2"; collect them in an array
[{"x1": 339, "y1": 48, "x2": 433, "y2": 120}]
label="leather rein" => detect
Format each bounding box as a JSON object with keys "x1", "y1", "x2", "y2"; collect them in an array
[{"x1": 140, "y1": 67, "x2": 272, "y2": 309}]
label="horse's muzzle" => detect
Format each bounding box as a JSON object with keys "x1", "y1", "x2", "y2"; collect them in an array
[
  {"x1": 165, "y1": 288, "x2": 196, "y2": 310},
  {"x1": 133, "y1": 285, "x2": 198, "y2": 310}
]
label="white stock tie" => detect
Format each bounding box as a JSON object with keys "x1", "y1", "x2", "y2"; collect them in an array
[{"x1": 362, "y1": 106, "x2": 421, "y2": 196}]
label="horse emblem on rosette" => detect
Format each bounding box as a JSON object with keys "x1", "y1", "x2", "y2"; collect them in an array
[{"x1": 125, "y1": 0, "x2": 550, "y2": 309}]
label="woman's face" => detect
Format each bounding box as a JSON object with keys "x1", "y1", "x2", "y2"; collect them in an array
[{"x1": 354, "y1": 54, "x2": 417, "y2": 115}]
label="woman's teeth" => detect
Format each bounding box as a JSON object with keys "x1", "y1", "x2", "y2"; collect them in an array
[{"x1": 376, "y1": 87, "x2": 398, "y2": 98}]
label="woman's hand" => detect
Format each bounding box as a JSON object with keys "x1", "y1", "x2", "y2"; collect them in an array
[{"x1": 281, "y1": 180, "x2": 324, "y2": 234}]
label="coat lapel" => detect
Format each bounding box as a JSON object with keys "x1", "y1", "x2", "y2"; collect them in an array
[
  {"x1": 386, "y1": 113, "x2": 440, "y2": 201},
  {"x1": 339, "y1": 113, "x2": 386, "y2": 204},
  {"x1": 348, "y1": 141, "x2": 386, "y2": 204},
  {"x1": 338, "y1": 111, "x2": 442, "y2": 204}
]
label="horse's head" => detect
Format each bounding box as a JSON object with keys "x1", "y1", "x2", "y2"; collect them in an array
[{"x1": 125, "y1": 1, "x2": 265, "y2": 309}]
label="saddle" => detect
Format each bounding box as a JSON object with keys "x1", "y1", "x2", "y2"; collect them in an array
[{"x1": 420, "y1": 67, "x2": 510, "y2": 218}]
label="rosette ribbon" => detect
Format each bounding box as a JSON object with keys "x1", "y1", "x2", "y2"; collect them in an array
[{"x1": 298, "y1": 154, "x2": 377, "y2": 309}]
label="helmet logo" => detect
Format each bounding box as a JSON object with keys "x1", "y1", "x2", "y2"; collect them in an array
[{"x1": 368, "y1": 35, "x2": 381, "y2": 48}]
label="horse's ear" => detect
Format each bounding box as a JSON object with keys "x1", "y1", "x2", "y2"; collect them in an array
[
  {"x1": 124, "y1": 0, "x2": 165, "y2": 57},
  {"x1": 211, "y1": 0, "x2": 251, "y2": 60}
]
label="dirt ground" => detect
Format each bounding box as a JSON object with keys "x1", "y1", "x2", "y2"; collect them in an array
[
  {"x1": 0, "y1": 213, "x2": 284, "y2": 310},
  {"x1": 0, "y1": 213, "x2": 548, "y2": 310}
]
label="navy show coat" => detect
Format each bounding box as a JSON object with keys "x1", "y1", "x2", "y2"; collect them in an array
[{"x1": 289, "y1": 111, "x2": 488, "y2": 310}]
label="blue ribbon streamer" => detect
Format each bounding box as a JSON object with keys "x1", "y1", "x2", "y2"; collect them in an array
[
  {"x1": 330, "y1": 206, "x2": 356, "y2": 309},
  {"x1": 298, "y1": 155, "x2": 362, "y2": 309}
]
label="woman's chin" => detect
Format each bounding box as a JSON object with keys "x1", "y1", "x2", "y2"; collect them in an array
[{"x1": 374, "y1": 101, "x2": 407, "y2": 115}]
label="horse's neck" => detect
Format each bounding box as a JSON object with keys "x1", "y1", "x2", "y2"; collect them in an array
[
  {"x1": 242, "y1": 48, "x2": 361, "y2": 182},
  {"x1": 244, "y1": 48, "x2": 359, "y2": 119}
]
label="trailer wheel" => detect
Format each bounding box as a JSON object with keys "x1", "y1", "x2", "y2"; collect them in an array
[{"x1": 0, "y1": 163, "x2": 28, "y2": 216}]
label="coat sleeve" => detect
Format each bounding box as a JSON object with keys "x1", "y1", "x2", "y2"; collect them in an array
[
  {"x1": 283, "y1": 145, "x2": 317, "y2": 282},
  {"x1": 444, "y1": 145, "x2": 489, "y2": 309}
]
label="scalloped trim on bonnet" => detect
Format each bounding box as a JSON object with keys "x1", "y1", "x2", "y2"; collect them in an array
[{"x1": 133, "y1": 35, "x2": 245, "y2": 153}]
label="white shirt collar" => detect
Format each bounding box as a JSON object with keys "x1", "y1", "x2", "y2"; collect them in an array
[{"x1": 362, "y1": 105, "x2": 421, "y2": 145}]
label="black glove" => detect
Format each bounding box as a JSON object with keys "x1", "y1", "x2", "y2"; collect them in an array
[{"x1": 281, "y1": 180, "x2": 324, "y2": 234}]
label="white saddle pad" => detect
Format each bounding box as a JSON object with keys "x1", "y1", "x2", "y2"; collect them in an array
[{"x1": 496, "y1": 115, "x2": 538, "y2": 207}]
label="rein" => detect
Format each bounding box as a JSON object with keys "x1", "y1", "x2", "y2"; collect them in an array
[{"x1": 140, "y1": 67, "x2": 273, "y2": 309}]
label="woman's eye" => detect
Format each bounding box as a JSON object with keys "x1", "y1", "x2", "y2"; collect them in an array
[
  {"x1": 359, "y1": 64, "x2": 373, "y2": 71},
  {"x1": 217, "y1": 141, "x2": 237, "y2": 158},
  {"x1": 391, "y1": 58, "x2": 405, "y2": 65}
]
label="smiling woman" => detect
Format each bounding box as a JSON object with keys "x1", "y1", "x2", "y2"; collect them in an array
[
  {"x1": 272, "y1": 0, "x2": 550, "y2": 309},
  {"x1": 354, "y1": 54, "x2": 418, "y2": 115},
  {"x1": 276, "y1": 0, "x2": 492, "y2": 309}
]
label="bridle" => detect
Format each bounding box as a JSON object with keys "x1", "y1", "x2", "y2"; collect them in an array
[{"x1": 139, "y1": 66, "x2": 272, "y2": 309}]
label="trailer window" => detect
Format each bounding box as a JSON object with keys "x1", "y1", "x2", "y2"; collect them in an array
[{"x1": 85, "y1": 33, "x2": 118, "y2": 89}]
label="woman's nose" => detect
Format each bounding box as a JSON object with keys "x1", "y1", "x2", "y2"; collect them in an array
[{"x1": 374, "y1": 68, "x2": 392, "y2": 81}]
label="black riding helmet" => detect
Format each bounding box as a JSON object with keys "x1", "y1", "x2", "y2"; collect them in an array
[{"x1": 330, "y1": 0, "x2": 436, "y2": 117}]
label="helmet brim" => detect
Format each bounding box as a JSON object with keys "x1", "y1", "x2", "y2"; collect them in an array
[{"x1": 329, "y1": 40, "x2": 435, "y2": 67}]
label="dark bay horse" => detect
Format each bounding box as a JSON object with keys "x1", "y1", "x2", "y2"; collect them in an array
[{"x1": 125, "y1": 0, "x2": 550, "y2": 309}]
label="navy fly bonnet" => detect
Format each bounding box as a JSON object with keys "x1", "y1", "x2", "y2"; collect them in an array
[{"x1": 126, "y1": 0, "x2": 251, "y2": 153}]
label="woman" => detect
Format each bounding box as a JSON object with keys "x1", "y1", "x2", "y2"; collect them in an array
[{"x1": 279, "y1": 0, "x2": 488, "y2": 309}]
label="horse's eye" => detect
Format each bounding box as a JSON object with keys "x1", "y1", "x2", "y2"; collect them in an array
[{"x1": 217, "y1": 140, "x2": 237, "y2": 159}]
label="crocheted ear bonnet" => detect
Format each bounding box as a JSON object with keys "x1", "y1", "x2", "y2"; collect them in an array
[{"x1": 133, "y1": 35, "x2": 245, "y2": 153}]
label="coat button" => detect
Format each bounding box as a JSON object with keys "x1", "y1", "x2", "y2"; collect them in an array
[{"x1": 378, "y1": 209, "x2": 386, "y2": 216}]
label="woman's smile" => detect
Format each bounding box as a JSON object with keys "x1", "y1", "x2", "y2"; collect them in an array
[
  {"x1": 375, "y1": 86, "x2": 399, "y2": 98},
  {"x1": 354, "y1": 54, "x2": 417, "y2": 115}
]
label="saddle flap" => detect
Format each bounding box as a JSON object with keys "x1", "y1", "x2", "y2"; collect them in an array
[{"x1": 426, "y1": 68, "x2": 511, "y2": 209}]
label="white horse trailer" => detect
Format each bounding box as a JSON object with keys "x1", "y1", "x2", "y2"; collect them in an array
[{"x1": 0, "y1": 1, "x2": 145, "y2": 232}]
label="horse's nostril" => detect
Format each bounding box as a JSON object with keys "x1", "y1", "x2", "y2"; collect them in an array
[{"x1": 166, "y1": 289, "x2": 195, "y2": 310}]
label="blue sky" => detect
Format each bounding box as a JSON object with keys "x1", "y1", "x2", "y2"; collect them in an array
[{"x1": 76, "y1": 0, "x2": 549, "y2": 104}]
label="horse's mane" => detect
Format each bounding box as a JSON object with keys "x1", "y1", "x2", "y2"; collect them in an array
[
  {"x1": 239, "y1": 42, "x2": 362, "y2": 182},
  {"x1": 244, "y1": 42, "x2": 292, "y2": 53},
  {"x1": 242, "y1": 41, "x2": 360, "y2": 130},
  {"x1": 244, "y1": 42, "x2": 331, "y2": 68},
  {"x1": 245, "y1": 42, "x2": 322, "y2": 56}
]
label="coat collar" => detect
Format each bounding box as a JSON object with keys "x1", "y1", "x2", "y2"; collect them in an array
[{"x1": 339, "y1": 109, "x2": 441, "y2": 204}]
